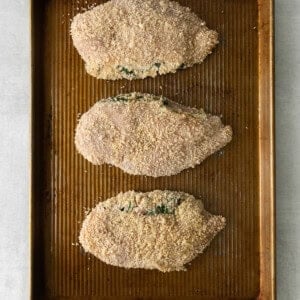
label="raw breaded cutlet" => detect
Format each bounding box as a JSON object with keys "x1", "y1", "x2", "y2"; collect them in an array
[
  {"x1": 71, "y1": 0, "x2": 218, "y2": 80},
  {"x1": 75, "y1": 93, "x2": 232, "y2": 177},
  {"x1": 79, "y1": 190, "x2": 226, "y2": 272}
]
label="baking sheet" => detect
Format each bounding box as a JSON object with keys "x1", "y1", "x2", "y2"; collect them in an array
[{"x1": 31, "y1": 0, "x2": 274, "y2": 298}]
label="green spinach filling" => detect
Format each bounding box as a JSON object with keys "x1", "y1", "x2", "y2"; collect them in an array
[
  {"x1": 117, "y1": 66, "x2": 136, "y2": 77},
  {"x1": 109, "y1": 95, "x2": 129, "y2": 102},
  {"x1": 119, "y1": 196, "x2": 182, "y2": 215},
  {"x1": 117, "y1": 62, "x2": 187, "y2": 78}
]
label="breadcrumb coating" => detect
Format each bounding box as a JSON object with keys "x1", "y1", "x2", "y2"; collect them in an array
[
  {"x1": 75, "y1": 93, "x2": 232, "y2": 177},
  {"x1": 71, "y1": 0, "x2": 218, "y2": 80},
  {"x1": 79, "y1": 190, "x2": 226, "y2": 272}
]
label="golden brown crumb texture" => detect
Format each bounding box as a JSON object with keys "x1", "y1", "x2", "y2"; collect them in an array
[
  {"x1": 79, "y1": 190, "x2": 226, "y2": 272},
  {"x1": 75, "y1": 93, "x2": 232, "y2": 177},
  {"x1": 71, "y1": 0, "x2": 218, "y2": 80}
]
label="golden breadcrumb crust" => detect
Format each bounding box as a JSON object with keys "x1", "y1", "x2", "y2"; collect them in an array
[
  {"x1": 75, "y1": 93, "x2": 232, "y2": 177},
  {"x1": 71, "y1": 0, "x2": 218, "y2": 80},
  {"x1": 79, "y1": 190, "x2": 226, "y2": 272}
]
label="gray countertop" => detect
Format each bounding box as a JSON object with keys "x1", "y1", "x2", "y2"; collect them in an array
[
  {"x1": 276, "y1": 1, "x2": 300, "y2": 299},
  {"x1": 0, "y1": 0, "x2": 299, "y2": 299}
]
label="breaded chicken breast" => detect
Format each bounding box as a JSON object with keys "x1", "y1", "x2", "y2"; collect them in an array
[
  {"x1": 71, "y1": 0, "x2": 218, "y2": 80},
  {"x1": 79, "y1": 190, "x2": 226, "y2": 272},
  {"x1": 75, "y1": 93, "x2": 232, "y2": 177}
]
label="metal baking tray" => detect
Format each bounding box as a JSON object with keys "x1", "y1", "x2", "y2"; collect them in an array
[{"x1": 30, "y1": 0, "x2": 274, "y2": 298}]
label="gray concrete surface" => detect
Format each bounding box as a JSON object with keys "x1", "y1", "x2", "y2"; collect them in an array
[
  {"x1": 275, "y1": 1, "x2": 300, "y2": 299},
  {"x1": 0, "y1": 0, "x2": 30, "y2": 299},
  {"x1": 0, "y1": 0, "x2": 299, "y2": 299}
]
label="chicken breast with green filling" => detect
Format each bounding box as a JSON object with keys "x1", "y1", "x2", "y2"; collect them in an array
[
  {"x1": 75, "y1": 93, "x2": 232, "y2": 177},
  {"x1": 79, "y1": 190, "x2": 226, "y2": 272},
  {"x1": 71, "y1": 0, "x2": 218, "y2": 80}
]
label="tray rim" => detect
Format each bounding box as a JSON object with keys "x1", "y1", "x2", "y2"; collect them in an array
[
  {"x1": 257, "y1": 0, "x2": 275, "y2": 299},
  {"x1": 29, "y1": 0, "x2": 275, "y2": 298}
]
